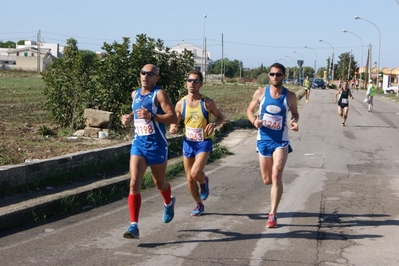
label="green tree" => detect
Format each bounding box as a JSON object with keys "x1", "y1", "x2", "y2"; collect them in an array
[
  {"x1": 302, "y1": 66, "x2": 315, "y2": 78},
  {"x1": 209, "y1": 58, "x2": 243, "y2": 78},
  {"x1": 335, "y1": 52, "x2": 357, "y2": 80},
  {"x1": 42, "y1": 38, "x2": 98, "y2": 129},
  {"x1": 257, "y1": 73, "x2": 269, "y2": 85},
  {"x1": 0, "y1": 41, "x2": 16, "y2": 48},
  {"x1": 42, "y1": 34, "x2": 194, "y2": 130}
]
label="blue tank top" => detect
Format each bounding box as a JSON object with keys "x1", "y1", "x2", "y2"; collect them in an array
[
  {"x1": 257, "y1": 86, "x2": 289, "y2": 142},
  {"x1": 131, "y1": 87, "x2": 167, "y2": 149}
]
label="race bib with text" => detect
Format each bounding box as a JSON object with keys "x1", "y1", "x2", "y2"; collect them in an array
[
  {"x1": 185, "y1": 127, "x2": 204, "y2": 142},
  {"x1": 262, "y1": 113, "x2": 283, "y2": 130},
  {"x1": 135, "y1": 119, "x2": 155, "y2": 136}
]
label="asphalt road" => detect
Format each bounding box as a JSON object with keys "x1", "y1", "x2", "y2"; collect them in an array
[{"x1": 1, "y1": 88, "x2": 399, "y2": 266}]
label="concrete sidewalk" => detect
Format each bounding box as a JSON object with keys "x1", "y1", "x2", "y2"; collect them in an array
[
  {"x1": 0, "y1": 128, "x2": 255, "y2": 232},
  {"x1": 0, "y1": 89, "x2": 305, "y2": 232}
]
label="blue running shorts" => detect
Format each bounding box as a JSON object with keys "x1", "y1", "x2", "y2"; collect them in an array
[
  {"x1": 130, "y1": 143, "x2": 168, "y2": 165},
  {"x1": 183, "y1": 138, "x2": 213, "y2": 158},
  {"x1": 256, "y1": 140, "x2": 293, "y2": 157}
]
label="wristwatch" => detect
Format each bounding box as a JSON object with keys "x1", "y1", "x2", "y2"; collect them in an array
[{"x1": 150, "y1": 113, "x2": 155, "y2": 120}]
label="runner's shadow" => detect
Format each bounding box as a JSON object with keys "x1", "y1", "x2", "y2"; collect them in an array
[
  {"x1": 138, "y1": 228, "x2": 382, "y2": 248},
  {"x1": 138, "y1": 211, "x2": 394, "y2": 248}
]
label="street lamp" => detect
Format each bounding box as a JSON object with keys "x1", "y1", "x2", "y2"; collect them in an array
[
  {"x1": 354, "y1": 16, "x2": 381, "y2": 84},
  {"x1": 278, "y1": 58, "x2": 289, "y2": 65},
  {"x1": 202, "y1": 15, "x2": 207, "y2": 80},
  {"x1": 304, "y1": 45, "x2": 318, "y2": 78},
  {"x1": 343, "y1": 29, "x2": 364, "y2": 86},
  {"x1": 293, "y1": 51, "x2": 305, "y2": 82},
  {"x1": 293, "y1": 51, "x2": 305, "y2": 60},
  {"x1": 319, "y1": 39, "x2": 335, "y2": 82},
  {"x1": 285, "y1": 55, "x2": 296, "y2": 64},
  {"x1": 286, "y1": 55, "x2": 299, "y2": 83},
  {"x1": 276, "y1": 58, "x2": 290, "y2": 79}
]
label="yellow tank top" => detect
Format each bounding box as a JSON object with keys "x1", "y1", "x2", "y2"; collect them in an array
[{"x1": 182, "y1": 95, "x2": 213, "y2": 140}]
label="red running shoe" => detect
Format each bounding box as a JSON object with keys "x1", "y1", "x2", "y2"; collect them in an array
[{"x1": 267, "y1": 213, "x2": 278, "y2": 228}]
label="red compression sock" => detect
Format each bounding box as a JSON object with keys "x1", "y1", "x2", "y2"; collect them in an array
[
  {"x1": 128, "y1": 193, "x2": 141, "y2": 223},
  {"x1": 159, "y1": 184, "x2": 171, "y2": 205}
]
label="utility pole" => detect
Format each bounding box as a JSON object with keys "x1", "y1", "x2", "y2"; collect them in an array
[
  {"x1": 221, "y1": 33, "x2": 224, "y2": 83},
  {"x1": 347, "y1": 50, "x2": 352, "y2": 80},
  {"x1": 204, "y1": 37, "x2": 207, "y2": 83},
  {"x1": 37, "y1": 30, "x2": 41, "y2": 74}
]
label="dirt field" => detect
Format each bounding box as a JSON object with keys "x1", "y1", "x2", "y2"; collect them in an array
[{"x1": 0, "y1": 71, "x2": 301, "y2": 166}]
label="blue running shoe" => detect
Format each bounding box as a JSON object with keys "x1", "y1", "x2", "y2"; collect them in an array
[
  {"x1": 163, "y1": 196, "x2": 176, "y2": 223},
  {"x1": 123, "y1": 223, "x2": 139, "y2": 239},
  {"x1": 191, "y1": 203, "x2": 204, "y2": 216},
  {"x1": 200, "y1": 176, "x2": 209, "y2": 200}
]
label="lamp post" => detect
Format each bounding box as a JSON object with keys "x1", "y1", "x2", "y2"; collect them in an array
[
  {"x1": 276, "y1": 58, "x2": 290, "y2": 80},
  {"x1": 293, "y1": 51, "x2": 305, "y2": 60},
  {"x1": 286, "y1": 55, "x2": 299, "y2": 83},
  {"x1": 304, "y1": 45, "x2": 318, "y2": 78},
  {"x1": 293, "y1": 51, "x2": 305, "y2": 82},
  {"x1": 278, "y1": 58, "x2": 289, "y2": 65},
  {"x1": 354, "y1": 16, "x2": 381, "y2": 85},
  {"x1": 319, "y1": 39, "x2": 335, "y2": 82},
  {"x1": 285, "y1": 55, "x2": 296, "y2": 64},
  {"x1": 343, "y1": 29, "x2": 364, "y2": 87},
  {"x1": 202, "y1": 15, "x2": 207, "y2": 79}
]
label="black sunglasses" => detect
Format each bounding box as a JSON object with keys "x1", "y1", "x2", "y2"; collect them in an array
[
  {"x1": 140, "y1": 70, "x2": 157, "y2": 77},
  {"x1": 269, "y1": 72, "x2": 284, "y2": 77},
  {"x1": 186, "y1": 79, "x2": 201, "y2": 84}
]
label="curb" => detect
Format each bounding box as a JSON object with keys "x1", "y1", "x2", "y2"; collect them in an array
[{"x1": 0, "y1": 90, "x2": 305, "y2": 232}]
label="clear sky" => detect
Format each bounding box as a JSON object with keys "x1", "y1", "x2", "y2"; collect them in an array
[{"x1": 2, "y1": 0, "x2": 398, "y2": 70}]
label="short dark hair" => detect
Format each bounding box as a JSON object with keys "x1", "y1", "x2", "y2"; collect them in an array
[
  {"x1": 187, "y1": 70, "x2": 203, "y2": 83},
  {"x1": 270, "y1": 63, "x2": 286, "y2": 75}
]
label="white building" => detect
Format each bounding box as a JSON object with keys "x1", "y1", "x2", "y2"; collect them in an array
[
  {"x1": 0, "y1": 40, "x2": 62, "y2": 71},
  {"x1": 169, "y1": 42, "x2": 212, "y2": 73}
]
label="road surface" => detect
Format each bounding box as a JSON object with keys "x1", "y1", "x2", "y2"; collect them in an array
[{"x1": 1, "y1": 88, "x2": 399, "y2": 266}]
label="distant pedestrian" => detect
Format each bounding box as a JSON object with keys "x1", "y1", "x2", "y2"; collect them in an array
[
  {"x1": 366, "y1": 80, "x2": 376, "y2": 112},
  {"x1": 303, "y1": 76, "x2": 311, "y2": 102},
  {"x1": 355, "y1": 79, "x2": 359, "y2": 92},
  {"x1": 169, "y1": 70, "x2": 224, "y2": 217},
  {"x1": 121, "y1": 63, "x2": 178, "y2": 239},
  {"x1": 334, "y1": 80, "x2": 354, "y2": 126},
  {"x1": 246, "y1": 62, "x2": 299, "y2": 229}
]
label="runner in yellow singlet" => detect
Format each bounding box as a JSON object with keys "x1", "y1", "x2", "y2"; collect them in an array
[{"x1": 169, "y1": 70, "x2": 224, "y2": 216}]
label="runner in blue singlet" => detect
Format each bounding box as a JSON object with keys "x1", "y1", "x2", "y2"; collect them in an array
[
  {"x1": 247, "y1": 62, "x2": 299, "y2": 229},
  {"x1": 121, "y1": 64, "x2": 178, "y2": 239}
]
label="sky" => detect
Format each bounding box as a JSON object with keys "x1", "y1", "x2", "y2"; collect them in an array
[{"x1": 2, "y1": 0, "x2": 399, "y2": 71}]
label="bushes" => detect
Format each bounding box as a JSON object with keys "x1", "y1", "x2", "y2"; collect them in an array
[{"x1": 42, "y1": 34, "x2": 194, "y2": 131}]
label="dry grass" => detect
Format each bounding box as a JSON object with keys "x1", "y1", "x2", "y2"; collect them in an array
[{"x1": 0, "y1": 71, "x2": 301, "y2": 166}]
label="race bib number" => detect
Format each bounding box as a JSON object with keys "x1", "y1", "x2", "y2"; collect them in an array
[
  {"x1": 135, "y1": 119, "x2": 155, "y2": 136},
  {"x1": 262, "y1": 113, "x2": 283, "y2": 130},
  {"x1": 185, "y1": 127, "x2": 204, "y2": 142},
  {"x1": 342, "y1": 98, "x2": 348, "y2": 104}
]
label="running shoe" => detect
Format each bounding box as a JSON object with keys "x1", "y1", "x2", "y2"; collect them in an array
[
  {"x1": 191, "y1": 203, "x2": 204, "y2": 216},
  {"x1": 163, "y1": 196, "x2": 176, "y2": 223},
  {"x1": 200, "y1": 176, "x2": 209, "y2": 200},
  {"x1": 267, "y1": 213, "x2": 278, "y2": 228},
  {"x1": 342, "y1": 122, "x2": 345, "y2": 126},
  {"x1": 306, "y1": 99, "x2": 309, "y2": 103},
  {"x1": 123, "y1": 223, "x2": 139, "y2": 239}
]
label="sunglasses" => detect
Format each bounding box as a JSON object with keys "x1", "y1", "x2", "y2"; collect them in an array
[
  {"x1": 269, "y1": 72, "x2": 284, "y2": 77},
  {"x1": 186, "y1": 79, "x2": 201, "y2": 84},
  {"x1": 140, "y1": 70, "x2": 157, "y2": 77}
]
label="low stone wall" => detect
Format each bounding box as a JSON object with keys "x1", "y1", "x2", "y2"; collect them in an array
[
  {"x1": 0, "y1": 90, "x2": 304, "y2": 192},
  {"x1": 0, "y1": 142, "x2": 131, "y2": 191}
]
